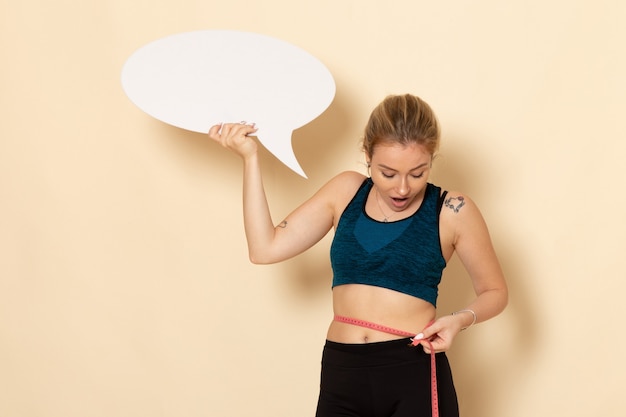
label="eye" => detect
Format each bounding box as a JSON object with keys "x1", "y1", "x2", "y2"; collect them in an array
[
  {"x1": 381, "y1": 172, "x2": 395, "y2": 178},
  {"x1": 412, "y1": 172, "x2": 425, "y2": 179}
]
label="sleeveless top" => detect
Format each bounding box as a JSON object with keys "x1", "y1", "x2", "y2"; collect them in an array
[{"x1": 330, "y1": 178, "x2": 447, "y2": 306}]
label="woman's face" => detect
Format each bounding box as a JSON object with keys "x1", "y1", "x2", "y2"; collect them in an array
[{"x1": 367, "y1": 142, "x2": 432, "y2": 213}]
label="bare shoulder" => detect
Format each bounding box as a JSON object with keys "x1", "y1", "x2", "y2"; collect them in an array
[
  {"x1": 317, "y1": 171, "x2": 367, "y2": 224},
  {"x1": 439, "y1": 190, "x2": 492, "y2": 249},
  {"x1": 301, "y1": 170, "x2": 366, "y2": 205},
  {"x1": 440, "y1": 190, "x2": 485, "y2": 224},
  {"x1": 295, "y1": 171, "x2": 365, "y2": 211},
  {"x1": 319, "y1": 171, "x2": 367, "y2": 201},
  {"x1": 326, "y1": 170, "x2": 367, "y2": 191}
]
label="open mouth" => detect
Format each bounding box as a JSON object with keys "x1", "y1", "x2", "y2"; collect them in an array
[{"x1": 390, "y1": 197, "x2": 410, "y2": 208}]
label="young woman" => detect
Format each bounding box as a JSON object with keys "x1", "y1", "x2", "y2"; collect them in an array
[{"x1": 208, "y1": 94, "x2": 508, "y2": 417}]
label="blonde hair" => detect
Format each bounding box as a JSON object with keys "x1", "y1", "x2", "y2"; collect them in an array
[{"x1": 362, "y1": 94, "x2": 440, "y2": 158}]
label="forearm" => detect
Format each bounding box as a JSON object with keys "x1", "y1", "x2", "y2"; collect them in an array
[
  {"x1": 453, "y1": 286, "x2": 508, "y2": 329},
  {"x1": 241, "y1": 154, "x2": 277, "y2": 264}
]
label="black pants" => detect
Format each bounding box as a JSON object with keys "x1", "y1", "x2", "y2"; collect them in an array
[{"x1": 315, "y1": 338, "x2": 459, "y2": 417}]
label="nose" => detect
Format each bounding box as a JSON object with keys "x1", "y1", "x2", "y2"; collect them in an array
[{"x1": 396, "y1": 177, "x2": 410, "y2": 196}]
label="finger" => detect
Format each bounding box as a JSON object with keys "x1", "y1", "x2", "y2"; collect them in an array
[
  {"x1": 229, "y1": 123, "x2": 258, "y2": 139},
  {"x1": 422, "y1": 339, "x2": 444, "y2": 354},
  {"x1": 420, "y1": 324, "x2": 439, "y2": 340},
  {"x1": 221, "y1": 122, "x2": 254, "y2": 135},
  {"x1": 244, "y1": 124, "x2": 258, "y2": 136},
  {"x1": 207, "y1": 123, "x2": 223, "y2": 140},
  {"x1": 220, "y1": 123, "x2": 234, "y2": 137}
]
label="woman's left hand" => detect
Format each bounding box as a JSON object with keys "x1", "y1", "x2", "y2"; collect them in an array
[{"x1": 416, "y1": 315, "x2": 464, "y2": 353}]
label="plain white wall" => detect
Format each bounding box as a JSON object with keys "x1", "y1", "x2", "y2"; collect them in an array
[{"x1": 1, "y1": 0, "x2": 625, "y2": 416}]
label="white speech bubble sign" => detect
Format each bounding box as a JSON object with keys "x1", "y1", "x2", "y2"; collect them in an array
[{"x1": 121, "y1": 30, "x2": 336, "y2": 178}]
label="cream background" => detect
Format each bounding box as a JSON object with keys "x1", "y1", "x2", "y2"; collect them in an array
[{"x1": 1, "y1": 0, "x2": 624, "y2": 416}]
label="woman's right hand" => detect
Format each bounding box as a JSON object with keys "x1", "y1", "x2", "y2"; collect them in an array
[{"x1": 208, "y1": 122, "x2": 259, "y2": 160}]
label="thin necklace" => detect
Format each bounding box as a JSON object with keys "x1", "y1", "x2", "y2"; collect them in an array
[{"x1": 375, "y1": 188, "x2": 394, "y2": 223}]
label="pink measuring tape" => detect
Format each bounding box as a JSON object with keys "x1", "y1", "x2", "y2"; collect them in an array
[{"x1": 334, "y1": 315, "x2": 439, "y2": 417}]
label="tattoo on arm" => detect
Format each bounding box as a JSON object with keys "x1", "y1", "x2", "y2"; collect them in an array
[
  {"x1": 277, "y1": 220, "x2": 288, "y2": 228},
  {"x1": 444, "y1": 196, "x2": 465, "y2": 213}
]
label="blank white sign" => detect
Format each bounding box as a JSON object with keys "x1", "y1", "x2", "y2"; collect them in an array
[{"x1": 121, "y1": 30, "x2": 336, "y2": 177}]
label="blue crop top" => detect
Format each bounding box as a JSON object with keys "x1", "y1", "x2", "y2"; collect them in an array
[{"x1": 330, "y1": 178, "x2": 447, "y2": 306}]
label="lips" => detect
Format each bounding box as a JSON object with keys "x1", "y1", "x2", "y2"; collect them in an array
[{"x1": 390, "y1": 197, "x2": 410, "y2": 209}]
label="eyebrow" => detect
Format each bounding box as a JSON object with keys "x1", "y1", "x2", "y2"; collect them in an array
[{"x1": 377, "y1": 162, "x2": 429, "y2": 171}]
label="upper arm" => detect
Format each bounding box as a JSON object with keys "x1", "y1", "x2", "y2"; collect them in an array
[
  {"x1": 255, "y1": 171, "x2": 365, "y2": 264},
  {"x1": 442, "y1": 193, "x2": 507, "y2": 296}
]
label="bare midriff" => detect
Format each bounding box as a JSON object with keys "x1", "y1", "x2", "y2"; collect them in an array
[{"x1": 327, "y1": 284, "x2": 436, "y2": 344}]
